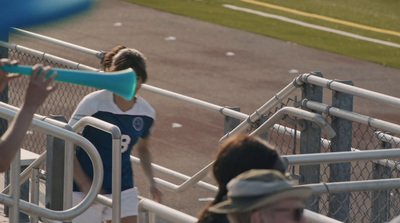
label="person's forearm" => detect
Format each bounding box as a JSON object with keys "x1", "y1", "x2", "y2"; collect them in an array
[
  {"x1": 0, "y1": 105, "x2": 35, "y2": 172},
  {"x1": 73, "y1": 155, "x2": 92, "y2": 194},
  {"x1": 138, "y1": 148, "x2": 156, "y2": 186}
]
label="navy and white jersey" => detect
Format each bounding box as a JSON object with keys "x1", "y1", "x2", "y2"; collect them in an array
[{"x1": 69, "y1": 90, "x2": 155, "y2": 194}]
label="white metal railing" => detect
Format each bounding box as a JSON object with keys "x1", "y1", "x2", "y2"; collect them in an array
[
  {"x1": 250, "y1": 106, "x2": 336, "y2": 138},
  {"x1": 303, "y1": 99, "x2": 400, "y2": 135},
  {"x1": 71, "y1": 116, "x2": 122, "y2": 223},
  {"x1": 219, "y1": 77, "x2": 303, "y2": 142},
  {"x1": 11, "y1": 28, "x2": 103, "y2": 58},
  {"x1": 138, "y1": 196, "x2": 198, "y2": 223},
  {"x1": 305, "y1": 209, "x2": 343, "y2": 223},
  {"x1": 0, "y1": 41, "x2": 98, "y2": 71},
  {"x1": 0, "y1": 102, "x2": 104, "y2": 222}
]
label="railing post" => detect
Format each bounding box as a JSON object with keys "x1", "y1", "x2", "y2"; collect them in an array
[
  {"x1": 30, "y1": 168, "x2": 40, "y2": 223},
  {"x1": 46, "y1": 115, "x2": 66, "y2": 212},
  {"x1": 224, "y1": 107, "x2": 240, "y2": 135},
  {"x1": 300, "y1": 72, "x2": 323, "y2": 213},
  {"x1": 329, "y1": 80, "x2": 353, "y2": 222},
  {"x1": 372, "y1": 136, "x2": 392, "y2": 223},
  {"x1": 4, "y1": 150, "x2": 37, "y2": 222}
]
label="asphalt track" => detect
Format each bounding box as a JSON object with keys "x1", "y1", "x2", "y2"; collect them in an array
[{"x1": 9, "y1": 0, "x2": 400, "y2": 218}]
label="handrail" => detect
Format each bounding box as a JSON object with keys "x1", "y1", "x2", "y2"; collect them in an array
[
  {"x1": 131, "y1": 156, "x2": 218, "y2": 192},
  {"x1": 305, "y1": 178, "x2": 400, "y2": 194},
  {"x1": 376, "y1": 131, "x2": 400, "y2": 145},
  {"x1": 303, "y1": 99, "x2": 400, "y2": 135},
  {"x1": 300, "y1": 73, "x2": 400, "y2": 109},
  {"x1": 0, "y1": 104, "x2": 104, "y2": 221},
  {"x1": 285, "y1": 148, "x2": 400, "y2": 165},
  {"x1": 273, "y1": 124, "x2": 400, "y2": 171},
  {"x1": 219, "y1": 77, "x2": 304, "y2": 142},
  {"x1": 11, "y1": 28, "x2": 104, "y2": 59},
  {"x1": 141, "y1": 84, "x2": 249, "y2": 120},
  {"x1": 155, "y1": 162, "x2": 213, "y2": 193},
  {"x1": 305, "y1": 209, "x2": 343, "y2": 223},
  {"x1": 71, "y1": 116, "x2": 122, "y2": 223},
  {"x1": 0, "y1": 41, "x2": 98, "y2": 71},
  {"x1": 138, "y1": 196, "x2": 198, "y2": 223},
  {"x1": 250, "y1": 106, "x2": 336, "y2": 138}
]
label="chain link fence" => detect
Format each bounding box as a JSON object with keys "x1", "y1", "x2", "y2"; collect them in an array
[{"x1": 258, "y1": 86, "x2": 400, "y2": 223}]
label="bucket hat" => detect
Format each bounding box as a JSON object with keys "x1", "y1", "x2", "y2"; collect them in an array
[{"x1": 208, "y1": 169, "x2": 312, "y2": 213}]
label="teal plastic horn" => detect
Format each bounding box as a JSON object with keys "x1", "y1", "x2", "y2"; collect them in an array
[{"x1": 0, "y1": 65, "x2": 137, "y2": 100}]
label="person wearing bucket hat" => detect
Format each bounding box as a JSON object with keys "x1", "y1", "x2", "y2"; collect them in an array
[
  {"x1": 208, "y1": 169, "x2": 312, "y2": 223},
  {"x1": 197, "y1": 134, "x2": 288, "y2": 223}
]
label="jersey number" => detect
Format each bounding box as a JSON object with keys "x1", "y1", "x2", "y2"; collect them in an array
[{"x1": 121, "y1": 134, "x2": 131, "y2": 153}]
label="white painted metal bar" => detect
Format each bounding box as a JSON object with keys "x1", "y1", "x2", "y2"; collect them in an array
[
  {"x1": 251, "y1": 106, "x2": 336, "y2": 138},
  {"x1": 131, "y1": 156, "x2": 218, "y2": 192},
  {"x1": 272, "y1": 124, "x2": 400, "y2": 171},
  {"x1": 112, "y1": 137, "x2": 122, "y2": 223},
  {"x1": 132, "y1": 156, "x2": 214, "y2": 193},
  {"x1": 303, "y1": 99, "x2": 400, "y2": 135},
  {"x1": 11, "y1": 28, "x2": 103, "y2": 58},
  {"x1": 0, "y1": 104, "x2": 104, "y2": 221},
  {"x1": 30, "y1": 168, "x2": 40, "y2": 223},
  {"x1": 0, "y1": 41, "x2": 98, "y2": 71},
  {"x1": 154, "y1": 162, "x2": 214, "y2": 192},
  {"x1": 300, "y1": 73, "x2": 400, "y2": 109},
  {"x1": 305, "y1": 209, "x2": 343, "y2": 223},
  {"x1": 142, "y1": 84, "x2": 248, "y2": 121},
  {"x1": 9, "y1": 149, "x2": 21, "y2": 223},
  {"x1": 138, "y1": 196, "x2": 198, "y2": 223},
  {"x1": 285, "y1": 148, "x2": 400, "y2": 165},
  {"x1": 219, "y1": 77, "x2": 304, "y2": 142},
  {"x1": 1, "y1": 152, "x2": 46, "y2": 195},
  {"x1": 376, "y1": 131, "x2": 400, "y2": 145},
  {"x1": 64, "y1": 140, "x2": 74, "y2": 211},
  {"x1": 302, "y1": 100, "x2": 400, "y2": 170},
  {"x1": 305, "y1": 178, "x2": 400, "y2": 194},
  {"x1": 72, "y1": 116, "x2": 122, "y2": 223}
]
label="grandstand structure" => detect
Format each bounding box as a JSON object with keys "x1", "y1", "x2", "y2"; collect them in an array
[{"x1": 0, "y1": 28, "x2": 399, "y2": 223}]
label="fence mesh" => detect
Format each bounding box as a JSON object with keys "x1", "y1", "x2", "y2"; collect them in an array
[{"x1": 261, "y1": 92, "x2": 400, "y2": 223}]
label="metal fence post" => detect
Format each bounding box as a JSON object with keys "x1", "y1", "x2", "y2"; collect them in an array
[
  {"x1": 46, "y1": 115, "x2": 67, "y2": 212},
  {"x1": 224, "y1": 107, "x2": 240, "y2": 135},
  {"x1": 372, "y1": 136, "x2": 392, "y2": 223},
  {"x1": 300, "y1": 72, "x2": 323, "y2": 213},
  {"x1": 329, "y1": 80, "x2": 353, "y2": 222}
]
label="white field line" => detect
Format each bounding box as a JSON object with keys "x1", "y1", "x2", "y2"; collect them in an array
[{"x1": 223, "y1": 4, "x2": 400, "y2": 48}]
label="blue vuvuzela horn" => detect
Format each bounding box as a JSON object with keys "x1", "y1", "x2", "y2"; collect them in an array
[{"x1": 0, "y1": 65, "x2": 137, "y2": 100}]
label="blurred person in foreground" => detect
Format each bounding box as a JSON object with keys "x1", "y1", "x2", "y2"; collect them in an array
[
  {"x1": 208, "y1": 169, "x2": 312, "y2": 223},
  {"x1": 197, "y1": 134, "x2": 288, "y2": 223},
  {"x1": 0, "y1": 58, "x2": 57, "y2": 172}
]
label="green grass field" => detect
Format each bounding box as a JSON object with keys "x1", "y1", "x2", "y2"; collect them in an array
[{"x1": 124, "y1": 0, "x2": 400, "y2": 69}]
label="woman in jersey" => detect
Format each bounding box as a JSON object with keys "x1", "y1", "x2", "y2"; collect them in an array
[{"x1": 69, "y1": 46, "x2": 161, "y2": 223}]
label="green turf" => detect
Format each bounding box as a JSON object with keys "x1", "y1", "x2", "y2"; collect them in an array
[{"x1": 124, "y1": 0, "x2": 400, "y2": 69}]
